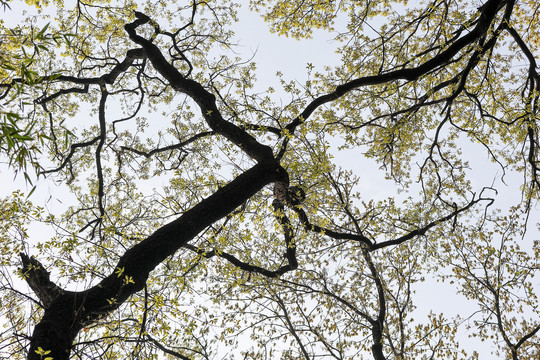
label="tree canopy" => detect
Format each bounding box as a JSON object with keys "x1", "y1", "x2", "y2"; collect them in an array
[{"x1": 0, "y1": 0, "x2": 539, "y2": 359}]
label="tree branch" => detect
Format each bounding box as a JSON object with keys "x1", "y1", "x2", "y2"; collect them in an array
[
  {"x1": 293, "y1": 206, "x2": 373, "y2": 247},
  {"x1": 19, "y1": 253, "x2": 64, "y2": 309},
  {"x1": 121, "y1": 131, "x2": 215, "y2": 158},
  {"x1": 284, "y1": 0, "x2": 511, "y2": 135},
  {"x1": 124, "y1": 11, "x2": 274, "y2": 163},
  {"x1": 26, "y1": 161, "x2": 287, "y2": 360},
  {"x1": 371, "y1": 197, "x2": 484, "y2": 250}
]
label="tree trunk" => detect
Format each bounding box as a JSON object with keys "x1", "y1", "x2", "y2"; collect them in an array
[{"x1": 24, "y1": 161, "x2": 286, "y2": 360}]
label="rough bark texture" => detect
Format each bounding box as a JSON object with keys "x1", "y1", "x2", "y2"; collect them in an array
[
  {"x1": 19, "y1": 0, "x2": 516, "y2": 358},
  {"x1": 24, "y1": 162, "x2": 286, "y2": 360},
  {"x1": 23, "y1": 11, "x2": 287, "y2": 359}
]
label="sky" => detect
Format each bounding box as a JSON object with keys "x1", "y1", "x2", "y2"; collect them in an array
[{"x1": 1, "y1": 1, "x2": 539, "y2": 359}]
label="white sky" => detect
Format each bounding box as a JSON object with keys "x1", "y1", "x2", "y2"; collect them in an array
[{"x1": 1, "y1": 1, "x2": 538, "y2": 359}]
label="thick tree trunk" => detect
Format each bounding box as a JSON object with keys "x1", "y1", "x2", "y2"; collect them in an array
[{"x1": 23, "y1": 161, "x2": 285, "y2": 360}]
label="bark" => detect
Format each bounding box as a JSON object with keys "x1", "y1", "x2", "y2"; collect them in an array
[
  {"x1": 23, "y1": 161, "x2": 286, "y2": 360},
  {"x1": 20, "y1": 0, "x2": 515, "y2": 357},
  {"x1": 22, "y1": 10, "x2": 288, "y2": 358}
]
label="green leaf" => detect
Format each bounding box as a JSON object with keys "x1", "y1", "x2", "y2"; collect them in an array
[
  {"x1": 36, "y1": 22, "x2": 50, "y2": 40},
  {"x1": 11, "y1": 134, "x2": 34, "y2": 141}
]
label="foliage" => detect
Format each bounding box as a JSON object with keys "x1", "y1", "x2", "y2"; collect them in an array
[{"x1": 0, "y1": 0, "x2": 539, "y2": 359}]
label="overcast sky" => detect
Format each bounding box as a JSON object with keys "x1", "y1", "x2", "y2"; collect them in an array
[{"x1": 1, "y1": 2, "x2": 538, "y2": 358}]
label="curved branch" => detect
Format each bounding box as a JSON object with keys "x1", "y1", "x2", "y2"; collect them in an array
[
  {"x1": 183, "y1": 198, "x2": 300, "y2": 280},
  {"x1": 35, "y1": 84, "x2": 90, "y2": 104},
  {"x1": 293, "y1": 206, "x2": 373, "y2": 247},
  {"x1": 515, "y1": 324, "x2": 540, "y2": 349},
  {"x1": 371, "y1": 196, "x2": 484, "y2": 250},
  {"x1": 4, "y1": 48, "x2": 146, "y2": 104},
  {"x1": 121, "y1": 131, "x2": 215, "y2": 158},
  {"x1": 284, "y1": 0, "x2": 511, "y2": 136},
  {"x1": 184, "y1": 243, "x2": 297, "y2": 278},
  {"x1": 124, "y1": 11, "x2": 274, "y2": 163},
  {"x1": 146, "y1": 334, "x2": 192, "y2": 360},
  {"x1": 40, "y1": 136, "x2": 101, "y2": 175}
]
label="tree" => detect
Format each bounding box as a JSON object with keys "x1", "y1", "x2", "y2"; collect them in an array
[{"x1": 0, "y1": 0, "x2": 539, "y2": 359}]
